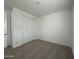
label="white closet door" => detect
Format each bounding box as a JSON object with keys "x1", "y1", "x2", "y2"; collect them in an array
[
  {"x1": 12, "y1": 12, "x2": 23, "y2": 48},
  {"x1": 22, "y1": 15, "x2": 33, "y2": 44},
  {"x1": 12, "y1": 12, "x2": 33, "y2": 48},
  {"x1": 11, "y1": 8, "x2": 35, "y2": 48}
]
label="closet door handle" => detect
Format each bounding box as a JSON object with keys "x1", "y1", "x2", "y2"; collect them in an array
[{"x1": 4, "y1": 34, "x2": 7, "y2": 35}]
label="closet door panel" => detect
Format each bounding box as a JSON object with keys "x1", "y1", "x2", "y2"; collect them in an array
[
  {"x1": 12, "y1": 12, "x2": 23, "y2": 48},
  {"x1": 22, "y1": 15, "x2": 33, "y2": 44},
  {"x1": 12, "y1": 8, "x2": 35, "y2": 48}
]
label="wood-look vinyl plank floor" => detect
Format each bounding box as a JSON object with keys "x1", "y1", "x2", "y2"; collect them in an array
[{"x1": 4, "y1": 39, "x2": 74, "y2": 59}]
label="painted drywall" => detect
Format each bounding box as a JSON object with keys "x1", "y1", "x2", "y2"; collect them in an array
[
  {"x1": 11, "y1": 8, "x2": 38, "y2": 48},
  {"x1": 39, "y1": 9, "x2": 73, "y2": 47},
  {"x1": 4, "y1": 9, "x2": 11, "y2": 47}
]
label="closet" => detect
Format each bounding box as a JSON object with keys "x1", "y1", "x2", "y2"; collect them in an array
[
  {"x1": 4, "y1": 8, "x2": 37, "y2": 48},
  {"x1": 11, "y1": 8, "x2": 37, "y2": 48}
]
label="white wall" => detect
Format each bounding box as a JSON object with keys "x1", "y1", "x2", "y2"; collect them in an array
[
  {"x1": 39, "y1": 9, "x2": 73, "y2": 47},
  {"x1": 11, "y1": 8, "x2": 38, "y2": 48}
]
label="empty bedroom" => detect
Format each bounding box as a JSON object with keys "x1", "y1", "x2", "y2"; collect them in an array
[{"x1": 4, "y1": 0, "x2": 74, "y2": 59}]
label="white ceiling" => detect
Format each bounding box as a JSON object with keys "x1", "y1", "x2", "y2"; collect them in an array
[{"x1": 4, "y1": 0, "x2": 74, "y2": 17}]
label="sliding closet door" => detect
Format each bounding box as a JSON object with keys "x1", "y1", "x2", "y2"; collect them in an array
[
  {"x1": 21, "y1": 15, "x2": 34, "y2": 44},
  {"x1": 11, "y1": 11, "x2": 23, "y2": 48},
  {"x1": 11, "y1": 8, "x2": 35, "y2": 48}
]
